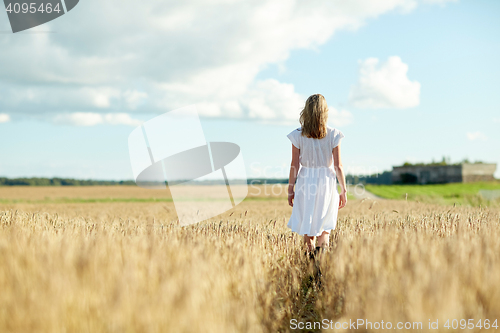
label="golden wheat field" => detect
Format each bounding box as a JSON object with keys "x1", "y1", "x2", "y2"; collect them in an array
[{"x1": 1, "y1": 185, "x2": 500, "y2": 333}]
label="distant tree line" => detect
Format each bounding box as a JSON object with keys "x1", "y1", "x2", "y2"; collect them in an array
[
  {"x1": 0, "y1": 177, "x2": 136, "y2": 186},
  {"x1": 0, "y1": 177, "x2": 292, "y2": 186},
  {"x1": 249, "y1": 174, "x2": 394, "y2": 186},
  {"x1": 346, "y1": 171, "x2": 392, "y2": 185},
  {"x1": 247, "y1": 178, "x2": 288, "y2": 185},
  {"x1": 0, "y1": 175, "x2": 395, "y2": 186},
  {"x1": 401, "y1": 156, "x2": 486, "y2": 167}
]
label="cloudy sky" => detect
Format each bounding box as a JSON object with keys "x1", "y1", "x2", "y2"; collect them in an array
[{"x1": 0, "y1": 0, "x2": 499, "y2": 180}]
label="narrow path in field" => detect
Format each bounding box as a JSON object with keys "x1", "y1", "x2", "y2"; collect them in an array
[{"x1": 295, "y1": 257, "x2": 323, "y2": 332}]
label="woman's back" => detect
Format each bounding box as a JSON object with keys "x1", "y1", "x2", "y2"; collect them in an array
[
  {"x1": 287, "y1": 126, "x2": 344, "y2": 168},
  {"x1": 286, "y1": 93, "x2": 347, "y2": 251}
]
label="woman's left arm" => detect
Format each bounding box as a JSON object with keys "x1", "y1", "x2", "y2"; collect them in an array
[{"x1": 288, "y1": 144, "x2": 300, "y2": 207}]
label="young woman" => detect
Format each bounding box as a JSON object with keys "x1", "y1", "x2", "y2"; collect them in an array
[{"x1": 286, "y1": 94, "x2": 347, "y2": 256}]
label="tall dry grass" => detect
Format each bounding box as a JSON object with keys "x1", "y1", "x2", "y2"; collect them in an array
[
  {"x1": 1, "y1": 186, "x2": 500, "y2": 332},
  {"x1": 318, "y1": 200, "x2": 500, "y2": 332}
]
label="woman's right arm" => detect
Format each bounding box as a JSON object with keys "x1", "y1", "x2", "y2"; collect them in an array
[
  {"x1": 288, "y1": 144, "x2": 300, "y2": 207},
  {"x1": 333, "y1": 143, "x2": 347, "y2": 209}
]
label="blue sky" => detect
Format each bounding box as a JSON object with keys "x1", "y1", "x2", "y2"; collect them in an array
[{"x1": 0, "y1": 0, "x2": 499, "y2": 181}]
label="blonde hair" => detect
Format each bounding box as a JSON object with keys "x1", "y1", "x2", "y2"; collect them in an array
[{"x1": 299, "y1": 94, "x2": 328, "y2": 139}]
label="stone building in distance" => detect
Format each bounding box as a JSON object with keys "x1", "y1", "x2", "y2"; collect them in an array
[{"x1": 392, "y1": 162, "x2": 497, "y2": 184}]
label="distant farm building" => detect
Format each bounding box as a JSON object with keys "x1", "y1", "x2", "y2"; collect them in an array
[{"x1": 392, "y1": 163, "x2": 497, "y2": 184}]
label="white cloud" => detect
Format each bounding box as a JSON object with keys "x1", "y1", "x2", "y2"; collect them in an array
[
  {"x1": 243, "y1": 79, "x2": 304, "y2": 122},
  {"x1": 123, "y1": 90, "x2": 149, "y2": 110},
  {"x1": 349, "y1": 56, "x2": 421, "y2": 109},
  {"x1": 0, "y1": 0, "x2": 450, "y2": 124},
  {"x1": 52, "y1": 113, "x2": 103, "y2": 126},
  {"x1": 0, "y1": 113, "x2": 10, "y2": 123},
  {"x1": 52, "y1": 113, "x2": 143, "y2": 127},
  {"x1": 102, "y1": 114, "x2": 144, "y2": 127},
  {"x1": 329, "y1": 108, "x2": 353, "y2": 127},
  {"x1": 466, "y1": 131, "x2": 487, "y2": 141},
  {"x1": 493, "y1": 117, "x2": 500, "y2": 123},
  {"x1": 422, "y1": 0, "x2": 457, "y2": 4},
  {"x1": 80, "y1": 87, "x2": 121, "y2": 108}
]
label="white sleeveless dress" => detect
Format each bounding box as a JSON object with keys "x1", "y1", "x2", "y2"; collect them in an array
[{"x1": 286, "y1": 126, "x2": 345, "y2": 236}]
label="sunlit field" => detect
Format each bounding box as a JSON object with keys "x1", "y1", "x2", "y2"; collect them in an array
[{"x1": 1, "y1": 185, "x2": 500, "y2": 332}]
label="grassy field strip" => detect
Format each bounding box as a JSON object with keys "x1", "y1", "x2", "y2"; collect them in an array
[
  {"x1": 0, "y1": 196, "x2": 293, "y2": 204},
  {"x1": 365, "y1": 181, "x2": 500, "y2": 207},
  {"x1": 0, "y1": 184, "x2": 355, "y2": 204}
]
